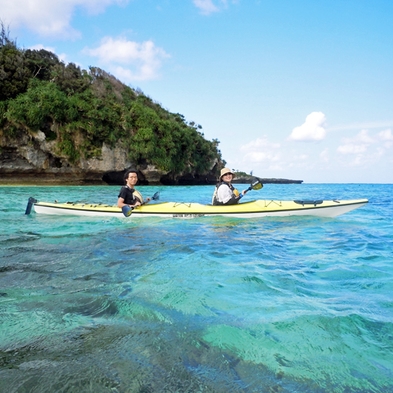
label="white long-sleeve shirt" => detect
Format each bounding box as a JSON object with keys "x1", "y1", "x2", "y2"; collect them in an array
[{"x1": 216, "y1": 183, "x2": 234, "y2": 204}]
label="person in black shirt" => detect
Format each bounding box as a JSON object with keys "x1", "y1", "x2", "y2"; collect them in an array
[{"x1": 117, "y1": 169, "x2": 146, "y2": 209}]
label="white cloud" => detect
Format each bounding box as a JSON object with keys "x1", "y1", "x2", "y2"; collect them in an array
[
  {"x1": 378, "y1": 128, "x2": 393, "y2": 141},
  {"x1": 375, "y1": 147, "x2": 386, "y2": 158},
  {"x1": 337, "y1": 144, "x2": 367, "y2": 154},
  {"x1": 335, "y1": 128, "x2": 393, "y2": 170},
  {"x1": 240, "y1": 137, "x2": 280, "y2": 151},
  {"x1": 378, "y1": 128, "x2": 393, "y2": 148},
  {"x1": 193, "y1": 0, "x2": 219, "y2": 14},
  {"x1": 192, "y1": 0, "x2": 236, "y2": 15},
  {"x1": 289, "y1": 112, "x2": 327, "y2": 141},
  {"x1": 337, "y1": 129, "x2": 374, "y2": 155},
  {"x1": 352, "y1": 129, "x2": 374, "y2": 144},
  {"x1": 295, "y1": 154, "x2": 308, "y2": 161},
  {"x1": 84, "y1": 37, "x2": 170, "y2": 81},
  {"x1": 0, "y1": 0, "x2": 128, "y2": 38},
  {"x1": 243, "y1": 151, "x2": 281, "y2": 163},
  {"x1": 240, "y1": 137, "x2": 281, "y2": 164}
]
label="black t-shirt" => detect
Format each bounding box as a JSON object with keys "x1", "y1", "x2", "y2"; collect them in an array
[{"x1": 118, "y1": 186, "x2": 138, "y2": 205}]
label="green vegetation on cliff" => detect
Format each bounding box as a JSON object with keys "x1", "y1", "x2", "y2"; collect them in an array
[{"x1": 0, "y1": 24, "x2": 224, "y2": 177}]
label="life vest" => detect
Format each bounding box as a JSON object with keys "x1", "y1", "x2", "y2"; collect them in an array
[
  {"x1": 133, "y1": 190, "x2": 143, "y2": 204},
  {"x1": 212, "y1": 182, "x2": 240, "y2": 205}
]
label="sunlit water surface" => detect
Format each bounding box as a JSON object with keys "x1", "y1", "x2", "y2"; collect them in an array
[{"x1": 1, "y1": 184, "x2": 392, "y2": 392}]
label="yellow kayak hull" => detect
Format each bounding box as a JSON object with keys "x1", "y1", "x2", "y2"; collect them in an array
[{"x1": 31, "y1": 199, "x2": 368, "y2": 218}]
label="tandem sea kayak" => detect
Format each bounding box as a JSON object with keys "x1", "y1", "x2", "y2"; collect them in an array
[{"x1": 26, "y1": 197, "x2": 368, "y2": 219}]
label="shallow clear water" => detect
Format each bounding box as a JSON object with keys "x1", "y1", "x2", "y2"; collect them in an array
[{"x1": 1, "y1": 184, "x2": 392, "y2": 393}]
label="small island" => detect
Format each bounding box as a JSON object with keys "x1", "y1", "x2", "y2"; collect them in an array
[{"x1": 0, "y1": 26, "x2": 302, "y2": 186}]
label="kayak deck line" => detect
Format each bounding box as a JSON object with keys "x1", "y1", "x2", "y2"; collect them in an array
[{"x1": 27, "y1": 197, "x2": 369, "y2": 219}]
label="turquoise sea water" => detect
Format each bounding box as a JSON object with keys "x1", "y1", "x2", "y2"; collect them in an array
[{"x1": 1, "y1": 183, "x2": 392, "y2": 393}]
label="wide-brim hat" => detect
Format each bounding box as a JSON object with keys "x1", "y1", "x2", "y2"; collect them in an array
[{"x1": 220, "y1": 167, "x2": 234, "y2": 180}]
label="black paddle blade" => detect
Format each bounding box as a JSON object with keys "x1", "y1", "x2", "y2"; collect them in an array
[
  {"x1": 152, "y1": 192, "x2": 160, "y2": 201},
  {"x1": 25, "y1": 197, "x2": 38, "y2": 215}
]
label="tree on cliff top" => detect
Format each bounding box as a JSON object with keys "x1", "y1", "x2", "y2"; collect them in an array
[{"x1": 0, "y1": 24, "x2": 30, "y2": 101}]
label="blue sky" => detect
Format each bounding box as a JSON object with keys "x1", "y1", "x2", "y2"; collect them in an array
[{"x1": 1, "y1": 0, "x2": 392, "y2": 183}]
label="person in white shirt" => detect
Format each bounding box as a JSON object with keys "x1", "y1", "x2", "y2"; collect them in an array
[{"x1": 212, "y1": 168, "x2": 248, "y2": 205}]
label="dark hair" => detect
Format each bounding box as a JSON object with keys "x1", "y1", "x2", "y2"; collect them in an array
[{"x1": 123, "y1": 169, "x2": 138, "y2": 183}]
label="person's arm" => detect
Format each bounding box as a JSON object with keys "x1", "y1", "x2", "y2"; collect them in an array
[{"x1": 118, "y1": 196, "x2": 128, "y2": 208}]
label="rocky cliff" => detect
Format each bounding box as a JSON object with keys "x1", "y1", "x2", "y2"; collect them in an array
[{"x1": 0, "y1": 128, "x2": 221, "y2": 185}]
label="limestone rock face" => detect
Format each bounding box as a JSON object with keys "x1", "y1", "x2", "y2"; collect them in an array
[
  {"x1": 79, "y1": 143, "x2": 132, "y2": 173},
  {"x1": 1, "y1": 129, "x2": 127, "y2": 184},
  {"x1": 0, "y1": 129, "x2": 216, "y2": 185}
]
